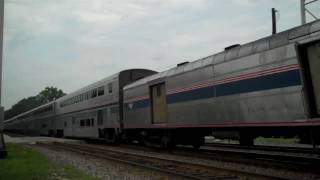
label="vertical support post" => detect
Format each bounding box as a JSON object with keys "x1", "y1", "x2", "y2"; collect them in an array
[
  {"x1": 301, "y1": 0, "x2": 306, "y2": 25},
  {"x1": 0, "y1": 0, "x2": 6, "y2": 158},
  {"x1": 272, "y1": 8, "x2": 277, "y2": 34}
]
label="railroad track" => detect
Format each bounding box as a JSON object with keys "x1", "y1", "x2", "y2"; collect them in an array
[
  {"x1": 109, "y1": 143, "x2": 320, "y2": 175},
  {"x1": 172, "y1": 145, "x2": 320, "y2": 174},
  {"x1": 108, "y1": 142, "x2": 320, "y2": 169},
  {"x1": 37, "y1": 142, "x2": 276, "y2": 180},
  {"x1": 205, "y1": 142, "x2": 320, "y2": 154}
]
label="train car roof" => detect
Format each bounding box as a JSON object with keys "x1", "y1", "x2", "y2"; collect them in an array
[
  {"x1": 55, "y1": 72, "x2": 119, "y2": 103},
  {"x1": 4, "y1": 101, "x2": 54, "y2": 124},
  {"x1": 124, "y1": 20, "x2": 320, "y2": 90},
  {"x1": 56, "y1": 68, "x2": 152, "y2": 103},
  {"x1": 5, "y1": 69, "x2": 154, "y2": 123}
]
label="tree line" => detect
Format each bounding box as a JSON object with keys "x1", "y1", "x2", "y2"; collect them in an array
[{"x1": 4, "y1": 86, "x2": 66, "y2": 120}]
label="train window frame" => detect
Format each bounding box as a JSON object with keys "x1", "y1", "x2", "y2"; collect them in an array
[
  {"x1": 108, "y1": 83, "x2": 113, "y2": 94},
  {"x1": 80, "y1": 120, "x2": 85, "y2": 127},
  {"x1": 85, "y1": 92, "x2": 89, "y2": 100},
  {"x1": 98, "y1": 86, "x2": 104, "y2": 96},
  {"x1": 86, "y1": 119, "x2": 91, "y2": 126},
  {"x1": 92, "y1": 89, "x2": 97, "y2": 98}
]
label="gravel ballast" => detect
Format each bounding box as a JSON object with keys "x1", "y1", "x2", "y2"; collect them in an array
[
  {"x1": 33, "y1": 145, "x2": 187, "y2": 180},
  {"x1": 33, "y1": 143, "x2": 320, "y2": 180}
]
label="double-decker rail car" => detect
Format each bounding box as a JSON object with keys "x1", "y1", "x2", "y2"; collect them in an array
[
  {"x1": 4, "y1": 69, "x2": 156, "y2": 142},
  {"x1": 5, "y1": 102, "x2": 55, "y2": 135},
  {"x1": 4, "y1": 21, "x2": 320, "y2": 148},
  {"x1": 123, "y1": 20, "x2": 320, "y2": 147}
]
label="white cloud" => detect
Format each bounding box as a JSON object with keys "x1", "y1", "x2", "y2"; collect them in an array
[{"x1": 2, "y1": 0, "x2": 305, "y2": 109}]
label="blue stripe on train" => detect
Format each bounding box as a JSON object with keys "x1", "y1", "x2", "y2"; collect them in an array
[{"x1": 126, "y1": 69, "x2": 301, "y2": 109}]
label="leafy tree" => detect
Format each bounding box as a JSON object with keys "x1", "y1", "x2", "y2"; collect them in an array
[
  {"x1": 38, "y1": 86, "x2": 66, "y2": 103},
  {"x1": 4, "y1": 86, "x2": 66, "y2": 120}
]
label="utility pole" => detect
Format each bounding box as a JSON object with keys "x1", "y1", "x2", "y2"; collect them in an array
[
  {"x1": 272, "y1": 8, "x2": 277, "y2": 34},
  {"x1": 0, "y1": 0, "x2": 5, "y2": 158},
  {"x1": 300, "y1": 0, "x2": 319, "y2": 25},
  {"x1": 301, "y1": 0, "x2": 306, "y2": 24}
]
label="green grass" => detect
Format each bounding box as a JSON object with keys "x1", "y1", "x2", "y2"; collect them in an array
[
  {"x1": 0, "y1": 144, "x2": 99, "y2": 180},
  {"x1": 255, "y1": 136, "x2": 300, "y2": 144}
]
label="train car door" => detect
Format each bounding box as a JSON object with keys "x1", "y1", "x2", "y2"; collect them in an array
[
  {"x1": 306, "y1": 42, "x2": 320, "y2": 115},
  {"x1": 150, "y1": 83, "x2": 167, "y2": 123},
  {"x1": 299, "y1": 41, "x2": 320, "y2": 117}
]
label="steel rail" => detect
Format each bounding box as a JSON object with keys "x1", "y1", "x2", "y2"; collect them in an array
[
  {"x1": 205, "y1": 143, "x2": 320, "y2": 154},
  {"x1": 37, "y1": 142, "x2": 276, "y2": 180}
]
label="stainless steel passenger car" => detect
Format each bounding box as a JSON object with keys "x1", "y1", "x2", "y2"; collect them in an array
[
  {"x1": 123, "y1": 20, "x2": 320, "y2": 146},
  {"x1": 4, "y1": 69, "x2": 156, "y2": 142}
]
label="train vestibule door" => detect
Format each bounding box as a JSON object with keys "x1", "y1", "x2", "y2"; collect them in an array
[
  {"x1": 306, "y1": 42, "x2": 320, "y2": 115},
  {"x1": 150, "y1": 83, "x2": 167, "y2": 124}
]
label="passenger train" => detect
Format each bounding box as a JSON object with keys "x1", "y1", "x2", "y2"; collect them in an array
[{"x1": 4, "y1": 20, "x2": 320, "y2": 147}]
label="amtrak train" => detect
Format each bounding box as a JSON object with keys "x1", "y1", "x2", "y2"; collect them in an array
[{"x1": 4, "y1": 20, "x2": 320, "y2": 147}]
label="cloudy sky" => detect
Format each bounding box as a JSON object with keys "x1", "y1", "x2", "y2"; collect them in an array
[{"x1": 2, "y1": 0, "x2": 319, "y2": 109}]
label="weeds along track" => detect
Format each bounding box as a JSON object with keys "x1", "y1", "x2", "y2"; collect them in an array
[{"x1": 37, "y1": 142, "x2": 276, "y2": 180}]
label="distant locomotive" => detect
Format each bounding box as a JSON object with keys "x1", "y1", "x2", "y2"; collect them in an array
[{"x1": 5, "y1": 20, "x2": 320, "y2": 148}]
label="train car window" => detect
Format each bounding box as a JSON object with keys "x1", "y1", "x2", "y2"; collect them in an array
[
  {"x1": 85, "y1": 92, "x2": 88, "y2": 100},
  {"x1": 80, "y1": 120, "x2": 85, "y2": 127},
  {"x1": 92, "y1": 89, "x2": 97, "y2": 98},
  {"x1": 108, "y1": 83, "x2": 113, "y2": 93},
  {"x1": 64, "y1": 121, "x2": 67, "y2": 128},
  {"x1": 98, "y1": 86, "x2": 104, "y2": 96},
  {"x1": 86, "y1": 119, "x2": 90, "y2": 126}
]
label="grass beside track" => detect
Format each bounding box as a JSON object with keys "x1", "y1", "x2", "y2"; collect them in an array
[
  {"x1": 255, "y1": 136, "x2": 300, "y2": 144},
  {"x1": 0, "y1": 143, "x2": 98, "y2": 180}
]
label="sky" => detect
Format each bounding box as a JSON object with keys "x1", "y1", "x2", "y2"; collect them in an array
[{"x1": 2, "y1": 0, "x2": 320, "y2": 110}]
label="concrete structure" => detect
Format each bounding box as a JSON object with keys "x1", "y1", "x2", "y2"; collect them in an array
[{"x1": 0, "y1": 0, "x2": 6, "y2": 158}]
